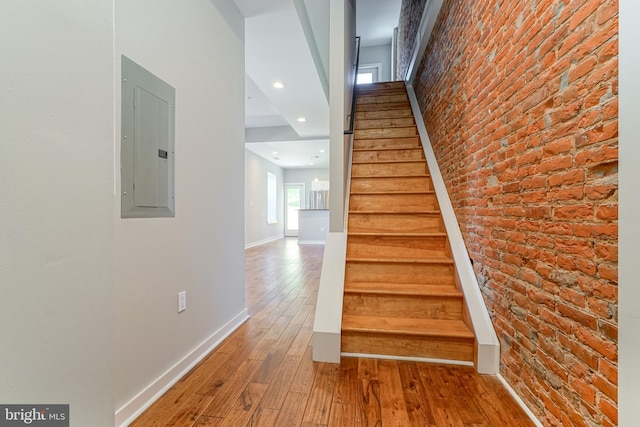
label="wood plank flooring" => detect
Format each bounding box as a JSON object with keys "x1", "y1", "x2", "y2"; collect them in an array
[{"x1": 130, "y1": 238, "x2": 535, "y2": 427}]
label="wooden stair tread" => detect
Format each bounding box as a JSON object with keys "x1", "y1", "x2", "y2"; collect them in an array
[
  {"x1": 350, "y1": 173, "x2": 430, "y2": 178},
  {"x1": 344, "y1": 282, "x2": 462, "y2": 297},
  {"x1": 342, "y1": 315, "x2": 474, "y2": 339},
  {"x1": 351, "y1": 174, "x2": 430, "y2": 178},
  {"x1": 353, "y1": 147, "x2": 422, "y2": 152},
  {"x1": 348, "y1": 231, "x2": 446, "y2": 237},
  {"x1": 352, "y1": 159, "x2": 425, "y2": 165},
  {"x1": 350, "y1": 190, "x2": 435, "y2": 195},
  {"x1": 346, "y1": 257, "x2": 454, "y2": 264},
  {"x1": 348, "y1": 210, "x2": 440, "y2": 215}
]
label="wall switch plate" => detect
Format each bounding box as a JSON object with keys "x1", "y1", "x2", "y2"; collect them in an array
[{"x1": 178, "y1": 291, "x2": 186, "y2": 313}]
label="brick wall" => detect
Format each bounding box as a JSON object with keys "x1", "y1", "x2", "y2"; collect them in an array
[
  {"x1": 396, "y1": 0, "x2": 427, "y2": 80},
  {"x1": 411, "y1": 0, "x2": 618, "y2": 425}
]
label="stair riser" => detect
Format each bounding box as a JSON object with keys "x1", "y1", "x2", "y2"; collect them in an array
[
  {"x1": 355, "y1": 109, "x2": 413, "y2": 120},
  {"x1": 355, "y1": 118, "x2": 415, "y2": 130},
  {"x1": 346, "y1": 235, "x2": 448, "y2": 259},
  {"x1": 345, "y1": 262, "x2": 455, "y2": 286},
  {"x1": 357, "y1": 81, "x2": 405, "y2": 91},
  {"x1": 356, "y1": 102, "x2": 412, "y2": 112},
  {"x1": 356, "y1": 89, "x2": 408, "y2": 99},
  {"x1": 354, "y1": 137, "x2": 421, "y2": 150},
  {"x1": 350, "y1": 176, "x2": 432, "y2": 193},
  {"x1": 348, "y1": 213, "x2": 442, "y2": 233},
  {"x1": 343, "y1": 294, "x2": 463, "y2": 320},
  {"x1": 341, "y1": 333, "x2": 474, "y2": 361},
  {"x1": 356, "y1": 94, "x2": 408, "y2": 105},
  {"x1": 351, "y1": 162, "x2": 427, "y2": 177},
  {"x1": 350, "y1": 194, "x2": 438, "y2": 212},
  {"x1": 355, "y1": 127, "x2": 417, "y2": 139},
  {"x1": 353, "y1": 149, "x2": 424, "y2": 163}
]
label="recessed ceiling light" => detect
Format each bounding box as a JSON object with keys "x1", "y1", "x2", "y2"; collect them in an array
[
  {"x1": 272, "y1": 151, "x2": 278, "y2": 155},
  {"x1": 297, "y1": 117, "x2": 307, "y2": 122},
  {"x1": 319, "y1": 149, "x2": 325, "y2": 153},
  {"x1": 273, "y1": 81, "x2": 284, "y2": 89},
  {"x1": 309, "y1": 162, "x2": 314, "y2": 166}
]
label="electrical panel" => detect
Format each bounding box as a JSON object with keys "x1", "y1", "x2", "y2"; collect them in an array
[{"x1": 121, "y1": 55, "x2": 175, "y2": 218}]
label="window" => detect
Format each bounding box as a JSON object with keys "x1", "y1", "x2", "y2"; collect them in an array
[
  {"x1": 357, "y1": 64, "x2": 381, "y2": 85},
  {"x1": 267, "y1": 172, "x2": 277, "y2": 224},
  {"x1": 357, "y1": 72, "x2": 374, "y2": 84}
]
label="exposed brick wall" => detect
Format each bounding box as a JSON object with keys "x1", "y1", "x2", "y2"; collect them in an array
[
  {"x1": 396, "y1": 0, "x2": 427, "y2": 80},
  {"x1": 411, "y1": 0, "x2": 618, "y2": 425}
]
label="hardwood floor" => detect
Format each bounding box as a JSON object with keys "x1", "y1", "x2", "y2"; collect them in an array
[{"x1": 130, "y1": 238, "x2": 535, "y2": 426}]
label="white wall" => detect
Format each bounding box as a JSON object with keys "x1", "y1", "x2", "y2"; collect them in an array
[
  {"x1": 0, "y1": 2, "x2": 115, "y2": 425},
  {"x1": 619, "y1": 0, "x2": 640, "y2": 424},
  {"x1": 360, "y1": 44, "x2": 392, "y2": 82},
  {"x1": 284, "y1": 168, "x2": 330, "y2": 209},
  {"x1": 114, "y1": 0, "x2": 247, "y2": 422},
  {"x1": 245, "y1": 150, "x2": 285, "y2": 247}
]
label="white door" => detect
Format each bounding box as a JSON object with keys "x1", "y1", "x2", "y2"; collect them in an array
[{"x1": 284, "y1": 183, "x2": 305, "y2": 237}]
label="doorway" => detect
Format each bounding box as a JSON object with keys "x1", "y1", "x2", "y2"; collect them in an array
[{"x1": 284, "y1": 183, "x2": 305, "y2": 237}]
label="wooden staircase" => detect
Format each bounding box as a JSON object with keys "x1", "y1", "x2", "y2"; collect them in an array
[{"x1": 341, "y1": 81, "x2": 476, "y2": 363}]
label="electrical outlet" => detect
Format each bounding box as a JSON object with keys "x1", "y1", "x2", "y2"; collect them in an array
[{"x1": 178, "y1": 291, "x2": 187, "y2": 313}]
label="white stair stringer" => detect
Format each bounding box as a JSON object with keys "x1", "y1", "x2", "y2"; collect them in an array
[{"x1": 406, "y1": 83, "x2": 500, "y2": 374}]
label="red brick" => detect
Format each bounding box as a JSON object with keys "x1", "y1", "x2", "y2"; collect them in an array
[
  {"x1": 598, "y1": 264, "x2": 618, "y2": 283},
  {"x1": 599, "y1": 320, "x2": 618, "y2": 342},
  {"x1": 599, "y1": 358, "x2": 618, "y2": 385},
  {"x1": 569, "y1": 0, "x2": 601, "y2": 30},
  {"x1": 576, "y1": 124, "x2": 618, "y2": 149},
  {"x1": 549, "y1": 169, "x2": 585, "y2": 187},
  {"x1": 538, "y1": 155, "x2": 573, "y2": 173},
  {"x1": 596, "y1": 205, "x2": 618, "y2": 220},
  {"x1": 409, "y1": 0, "x2": 619, "y2": 423},
  {"x1": 584, "y1": 183, "x2": 617, "y2": 201},
  {"x1": 553, "y1": 204, "x2": 593, "y2": 220},
  {"x1": 570, "y1": 376, "x2": 596, "y2": 404},
  {"x1": 572, "y1": 223, "x2": 617, "y2": 239},
  {"x1": 542, "y1": 137, "x2": 574, "y2": 156},
  {"x1": 558, "y1": 334, "x2": 599, "y2": 370},
  {"x1": 599, "y1": 397, "x2": 618, "y2": 424},
  {"x1": 597, "y1": 0, "x2": 618, "y2": 26},
  {"x1": 558, "y1": 302, "x2": 597, "y2": 329},
  {"x1": 574, "y1": 325, "x2": 617, "y2": 360}
]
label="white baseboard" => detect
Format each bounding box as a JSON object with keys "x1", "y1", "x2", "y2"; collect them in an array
[
  {"x1": 341, "y1": 352, "x2": 474, "y2": 367},
  {"x1": 497, "y1": 374, "x2": 544, "y2": 427},
  {"x1": 297, "y1": 240, "x2": 325, "y2": 245},
  {"x1": 244, "y1": 234, "x2": 284, "y2": 249},
  {"x1": 115, "y1": 308, "x2": 250, "y2": 427}
]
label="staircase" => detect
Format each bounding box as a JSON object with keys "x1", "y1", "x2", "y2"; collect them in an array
[{"x1": 341, "y1": 81, "x2": 476, "y2": 363}]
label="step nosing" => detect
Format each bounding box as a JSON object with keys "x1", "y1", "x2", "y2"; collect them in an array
[
  {"x1": 352, "y1": 159, "x2": 425, "y2": 164},
  {"x1": 348, "y1": 211, "x2": 441, "y2": 215},
  {"x1": 347, "y1": 231, "x2": 446, "y2": 236},
  {"x1": 346, "y1": 257, "x2": 454, "y2": 264},
  {"x1": 350, "y1": 191, "x2": 435, "y2": 195},
  {"x1": 350, "y1": 176, "x2": 431, "y2": 179},
  {"x1": 343, "y1": 289, "x2": 463, "y2": 297}
]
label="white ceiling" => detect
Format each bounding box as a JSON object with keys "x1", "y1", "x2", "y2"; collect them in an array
[
  {"x1": 357, "y1": 0, "x2": 402, "y2": 47},
  {"x1": 246, "y1": 139, "x2": 329, "y2": 168},
  {"x1": 236, "y1": 0, "x2": 401, "y2": 169}
]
